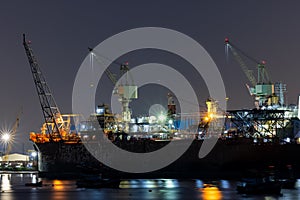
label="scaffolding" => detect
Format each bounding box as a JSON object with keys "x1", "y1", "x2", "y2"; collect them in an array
[{"x1": 225, "y1": 109, "x2": 291, "y2": 138}]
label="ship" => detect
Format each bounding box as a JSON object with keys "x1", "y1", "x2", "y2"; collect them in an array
[
  {"x1": 32, "y1": 128, "x2": 300, "y2": 179},
  {"x1": 30, "y1": 103, "x2": 300, "y2": 179},
  {"x1": 23, "y1": 34, "x2": 300, "y2": 179}
]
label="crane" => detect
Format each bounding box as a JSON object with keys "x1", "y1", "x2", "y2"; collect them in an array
[
  {"x1": 23, "y1": 34, "x2": 65, "y2": 141},
  {"x1": 225, "y1": 38, "x2": 277, "y2": 108},
  {"x1": 2, "y1": 110, "x2": 22, "y2": 161},
  {"x1": 224, "y1": 38, "x2": 257, "y2": 88},
  {"x1": 88, "y1": 48, "x2": 138, "y2": 132}
]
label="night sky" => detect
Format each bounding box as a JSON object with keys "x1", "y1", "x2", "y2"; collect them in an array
[{"x1": 1, "y1": 1, "x2": 300, "y2": 152}]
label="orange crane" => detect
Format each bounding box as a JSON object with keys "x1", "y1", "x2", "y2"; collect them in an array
[
  {"x1": 23, "y1": 34, "x2": 68, "y2": 142},
  {"x1": 23, "y1": 35, "x2": 81, "y2": 144}
]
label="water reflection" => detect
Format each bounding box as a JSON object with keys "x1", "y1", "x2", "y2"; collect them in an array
[
  {"x1": 201, "y1": 185, "x2": 222, "y2": 200},
  {"x1": 0, "y1": 174, "x2": 300, "y2": 199},
  {"x1": 52, "y1": 180, "x2": 64, "y2": 190},
  {"x1": 32, "y1": 174, "x2": 38, "y2": 183},
  {"x1": 220, "y1": 180, "x2": 230, "y2": 189},
  {"x1": 119, "y1": 179, "x2": 179, "y2": 189},
  {"x1": 195, "y1": 179, "x2": 203, "y2": 188},
  {"x1": 1, "y1": 174, "x2": 12, "y2": 191}
]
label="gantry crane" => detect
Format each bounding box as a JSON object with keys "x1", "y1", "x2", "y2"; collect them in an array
[
  {"x1": 23, "y1": 34, "x2": 66, "y2": 141},
  {"x1": 224, "y1": 38, "x2": 278, "y2": 108},
  {"x1": 88, "y1": 48, "x2": 138, "y2": 132}
]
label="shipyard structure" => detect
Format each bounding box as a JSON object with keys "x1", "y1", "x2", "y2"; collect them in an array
[{"x1": 23, "y1": 35, "x2": 300, "y2": 178}]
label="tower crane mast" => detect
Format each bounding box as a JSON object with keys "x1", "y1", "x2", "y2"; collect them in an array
[{"x1": 23, "y1": 34, "x2": 64, "y2": 141}]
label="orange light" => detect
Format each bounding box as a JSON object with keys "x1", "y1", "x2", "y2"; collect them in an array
[
  {"x1": 201, "y1": 186, "x2": 222, "y2": 200},
  {"x1": 53, "y1": 180, "x2": 64, "y2": 190}
]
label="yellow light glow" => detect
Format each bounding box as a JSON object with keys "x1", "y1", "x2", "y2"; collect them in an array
[
  {"x1": 201, "y1": 186, "x2": 222, "y2": 200},
  {"x1": 204, "y1": 117, "x2": 210, "y2": 122},
  {"x1": 53, "y1": 180, "x2": 64, "y2": 190}
]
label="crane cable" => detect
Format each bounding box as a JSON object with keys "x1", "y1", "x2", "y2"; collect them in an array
[
  {"x1": 227, "y1": 42, "x2": 260, "y2": 65},
  {"x1": 88, "y1": 48, "x2": 135, "y2": 85}
]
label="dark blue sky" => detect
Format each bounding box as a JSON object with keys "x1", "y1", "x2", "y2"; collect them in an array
[{"x1": 1, "y1": 1, "x2": 300, "y2": 152}]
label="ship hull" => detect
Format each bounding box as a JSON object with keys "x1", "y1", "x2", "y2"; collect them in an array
[{"x1": 34, "y1": 139, "x2": 300, "y2": 179}]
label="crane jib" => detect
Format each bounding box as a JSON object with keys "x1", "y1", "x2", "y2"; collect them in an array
[{"x1": 22, "y1": 34, "x2": 64, "y2": 142}]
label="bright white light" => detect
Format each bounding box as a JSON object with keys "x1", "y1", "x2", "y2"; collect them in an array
[
  {"x1": 168, "y1": 119, "x2": 173, "y2": 125},
  {"x1": 0, "y1": 126, "x2": 14, "y2": 146},
  {"x1": 96, "y1": 108, "x2": 104, "y2": 114},
  {"x1": 149, "y1": 116, "x2": 156, "y2": 124},
  {"x1": 158, "y1": 114, "x2": 166, "y2": 122},
  {"x1": 31, "y1": 152, "x2": 37, "y2": 157},
  {"x1": 83, "y1": 135, "x2": 88, "y2": 139},
  {"x1": 1, "y1": 133, "x2": 10, "y2": 143},
  {"x1": 285, "y1": 137, "x2": 291, "y2": 143}
]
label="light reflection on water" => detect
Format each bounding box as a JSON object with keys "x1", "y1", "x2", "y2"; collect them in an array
[
  {"x1": 1, "y1": 174, "x2": 11, "y2": 191},
  {"x1": 0, "y1": 173, "x2": 299, "y2": 200},
  {"x1": 120, "y1": 179, "x2": 179, "y2": 189},
  {"x1": 201, "y1": 186, "x2": 222, "y2": 200}
]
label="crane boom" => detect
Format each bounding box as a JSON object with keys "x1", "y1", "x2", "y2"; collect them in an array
[
  {"x1": 225, "y1": 38, "x2": 271, "y2": 85},
  {"x1": 22, "y1": 34, "x2": 64, "y2": 141},
  {"x1": 225, "y1": 38, "x2": 276, "y2": 108},
  {"x1": 88, "y1": 48, "x2": 118, "y2": 85},
  {"x1": 225, "y1": 38, "x2": 257, "y2": 87}
]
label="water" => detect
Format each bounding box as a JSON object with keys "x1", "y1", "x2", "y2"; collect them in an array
[{"x1": 0, "y1": 172, "x2": 300, "y2": 199}]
